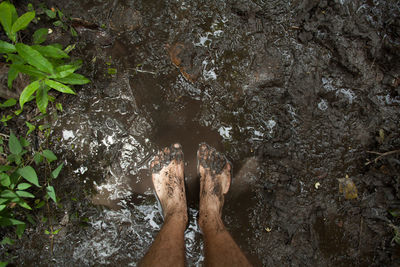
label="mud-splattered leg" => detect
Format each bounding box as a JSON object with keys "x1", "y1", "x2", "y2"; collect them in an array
[
  {"x1": 139, "y1": 143, "x2": 188, "y2": 267},
  {"x1": 198, "y1": 143, "x2": 252, "y2": 267}
]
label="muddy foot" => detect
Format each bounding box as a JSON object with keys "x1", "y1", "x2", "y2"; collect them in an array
[
  {"x1": 197, "y1": 143, "x2": 231, "y2": 228},
  {"x1": 151, "y1": 143, "x2": 188, "y2": 223}
]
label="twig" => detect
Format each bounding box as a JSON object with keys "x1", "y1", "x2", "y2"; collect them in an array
[
  {"x1": 366, "y1": 149, "x2": 400, "y2": 165},
  {"x1": 135, "y1": 68, "x2": 156, "y2": 75},
  {"x1": 358, "y1": 217, "x2": 363, "y2": 251},
  {"x1": 0, "y1": 133, "x2": 9, "y2": 139}
]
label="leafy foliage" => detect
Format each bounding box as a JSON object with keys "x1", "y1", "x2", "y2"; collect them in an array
[
  {"x1": 0, "y1": 1, "x2": 89, "y2": 115},
  {"x1": 0, "y1": 133, "x2": 63, "y2": 237},
  {"x1": 0, "y1": 2, "x2": 87, "y2": 244}
]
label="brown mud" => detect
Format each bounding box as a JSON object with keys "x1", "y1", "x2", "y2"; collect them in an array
[{"x1": 1, "y1": 0, "x2": 400, "y2": 266}]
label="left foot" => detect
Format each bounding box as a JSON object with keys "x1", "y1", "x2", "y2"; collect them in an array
[{"x1": 150, "y1": 143, "x2": 188, "y2": 224}]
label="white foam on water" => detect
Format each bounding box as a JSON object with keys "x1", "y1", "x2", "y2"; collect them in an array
[
  {"x1": 318, "y1": 99, "x2": 328, "y2": 111},
  {"x1": 218, "y1": 125, "x2": 232, "y2": 140},
  {"x1": 202, "y1": 60, "x2": 217, "y2": 80},
  {"x1": 337, "y1": 88, "x2": 356, "y2": 104},
  {"x1": 73, "y1": 166, "x2": 88, "y2": 174},
  {"x1": 62, "y1": 130, "x2": 75, "y2": 140},
  {"x1": 322, "y1": 77, "x2": 336, "y2": 91},
  {"x1": 102, "y1": 134, "x2": 116, "y2": 146},
  {"x1": 266, "y1": 119, "x2": 276, "y2": 134}
]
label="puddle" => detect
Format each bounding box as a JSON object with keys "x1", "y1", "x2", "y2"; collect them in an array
[{"x1": 6, "y1": 0, "x2": 400, "y2": 266}]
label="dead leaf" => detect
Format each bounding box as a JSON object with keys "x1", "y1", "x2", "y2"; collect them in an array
[{"x1": 338, "y1": 175, "x2": 358, "y2": 199}]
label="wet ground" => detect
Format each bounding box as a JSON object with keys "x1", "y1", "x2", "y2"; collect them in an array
[{"x1": 2, "y1": 0, "x2": 400, "y2": 266}]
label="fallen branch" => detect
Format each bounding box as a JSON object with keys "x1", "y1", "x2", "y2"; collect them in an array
[{"x1": 366, "y1": 149, "x2": 400, "y2": 165}]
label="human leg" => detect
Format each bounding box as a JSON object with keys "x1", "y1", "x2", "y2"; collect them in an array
[
  {"x1": 139, "y1": 144, "x2": 188, "y2": 267},
  {"x1": 197, "y1": 143, "x2": 252, "y2": 267}
]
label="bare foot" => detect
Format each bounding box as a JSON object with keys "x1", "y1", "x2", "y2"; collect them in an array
[
  {"x1": 197, "y1": 143, "x2": 231, "y2": 230},
  {"x1": 151, "y1": 143, "x2": 188, "y2": 224}
]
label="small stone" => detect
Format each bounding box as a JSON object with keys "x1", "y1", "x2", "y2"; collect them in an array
[{"x1": 315, "y1": 182, "x2": 321, "y2": 189}]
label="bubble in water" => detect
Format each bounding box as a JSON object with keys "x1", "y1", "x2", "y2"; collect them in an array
[{"x1": 318, "y1": 99, "x2": 328, "y2": 111}]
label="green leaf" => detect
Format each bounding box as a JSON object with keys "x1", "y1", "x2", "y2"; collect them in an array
[
  {"x1": 13, "y1": 64, "x2": 46, "y2": 79},
  {"x1": 17, "y1": 166, "x2": 40, "y2": 187},
  {"x1": 45, "y1": 9, "x2": 56, "y2": 19},
  {"x1": 108, "y1": 68, "x2": 117, "y2": 75},
  {"x1": 55, "y1": 73, "x2": 90, "y2": 85},
  {"x1": 0, "y1": 190, "x2": 17, "y2": 199},
  {"x1": 0, "y1": 198, "x2": 8, "y2": 204},
  {"x1": 26, "y1": 121, "x2": 36, "y2": 135},
  {"x1": 49, "y1": 43, "x2": 63, "y2": 50},
  {"x1": 35, "y1": 200, "x2": 45, "y2": 209},
  {"x1": 16, "y1": 190, "x2": 35, "y2": 198},
  {"x1": 57, "y1": 9, "x2": 64, "y2": 20},
  {"x1": 70, "y1": 27, "x2": 78, "y2": 37},
  {"x1": 9, "y1": 132, "x2": 22, "y2": 155},
  {"x1": 19, "y1": 137, "x2": 30, "y2": 147},
  {"x1": 0, "y1": 173, "x2": 11, "y2": 187},
  {"x1": 0, "y1": 205, "x2": 6, "y2": 211},
  {"x1": 0, "y1": 166, "x2": 12, "y2": 172},
  {"x1": 33, "y1": 152, "x2": 43, "y2": 165},
  {"x1": 51, "y1": 64, "x2": 79, "y2": 78},
  {"x1": 0, "y1": 40, "x2": 16, "y2": 53},
  {"x1": 42, "y1": 150, "x2": 57, "y2": 162},
  {"x1": 7, "y1": 53, "x2": 25, "y2": 64},
  {"x1": 17, "y1": 200, "x2": 32, "y2": 210},
  {"x1": 27, "y1": 3, "x2": 34, "y2": 12},
  {"x1": 38, "y1": 124, "x2": 49, "y2": 131},
  {"x1": 17, "y1": 183, "x2": 32, "y2": 190},
  {"x1": 33, "y1": 28, "x2": 48, "y2": 44},
  {"x1": 26, "y1": 214, "x2": 35, "y2": 225},
  {"x1": 32, "y1": 45, "x2": 69, "y2": 59},
  {"x1": 389, "y1": 210, "x2": 400, "y2": 217},
  {"x1": 16, "y1": 223, "x2": 26, "y2": 238},
  {"x1": 11, "y1": 11, "x2": 35, "y2": 34},
  {"x1": 19, "y1": 80, "x2": 40, "y2": 109},
  {"x1": 9, "y1": 2, "x2": 18, "y2": 24},
  {"x1": 64, "y1": 44, "x2": 76, "y2": 54},
  {"x1": 0, "y1": 237, "x2": 14, "y2": 245},
  {"x1": 0, "y1": 1, "x2": 16, "y2": 41},
  {"x1": 53, "y1": 20, "x2": 63, "y2": 27},
  {"x1": 56, "y1": 103, "x2": 63, "y2": 112},
  {"x1": 0, "y1": 217, "x2": 25, "y2": 226},
  {"x1": 51, "y1": 163, "x2": 64, "y2": 179},
  {"x1": 46, "y1": 185, "x2": 57, "y2": 203},
  {"x1": 15, "y1": 43, "x2": 54, "y2": 74},
  {"x1": 7, "y1": 64, "x2": 19, "y2": 88},
  {"x1": 45, "y1": 79, "x2": 76, "y2": 94},
  {"x1": 36, "y1": 85, "x2": 49, "y2": 114},
  {"x1": 0, "y1": 98, "x2": 17, "y2": 108}
]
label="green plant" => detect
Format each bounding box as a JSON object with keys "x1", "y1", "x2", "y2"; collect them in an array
[
  {"x1": 389, "y1": 210, "x2": 400, "y2": 245},
  {"x1": 0, "y1": 132, "x2": 63, "y2": 237},
  {"x1": 0, "y1": 1, "x2": 89, "y2": 115},
  {"x1": 44, "y1": 6, "x2": 78, "y2": 37}
]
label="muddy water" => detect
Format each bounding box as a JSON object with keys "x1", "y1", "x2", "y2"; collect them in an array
[{"x1": 9, "y1": 0, "x2": 400, "y2": 266}]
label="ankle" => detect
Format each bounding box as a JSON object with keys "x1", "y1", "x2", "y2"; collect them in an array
[
  {"x1": 165, "y1": 210, "x2": 188, "y2": 226},
  {"x1": 199, "y1": 210, "x2": 224, "y2": 232}
]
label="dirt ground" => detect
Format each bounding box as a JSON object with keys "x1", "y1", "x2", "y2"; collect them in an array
[{"x1": 1, "y1": 0, "x2": 400, "y2": 266}]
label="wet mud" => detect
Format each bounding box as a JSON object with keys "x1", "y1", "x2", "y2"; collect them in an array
[{"x1": 3, "y1": 0, "x2": 400, "y2": 266}]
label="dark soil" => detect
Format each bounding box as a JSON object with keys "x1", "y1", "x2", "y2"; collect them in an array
[{"x1": 1, "y1": 0, "x2": 400, "y2": 266}]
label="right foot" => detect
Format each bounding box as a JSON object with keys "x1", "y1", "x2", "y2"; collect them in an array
[
  {"x1": 151, "y1": 143, "x2": 188, "y2": 224},
  {"x1": 197, "y1": 143, "x2": 231, "y2": 230}
]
